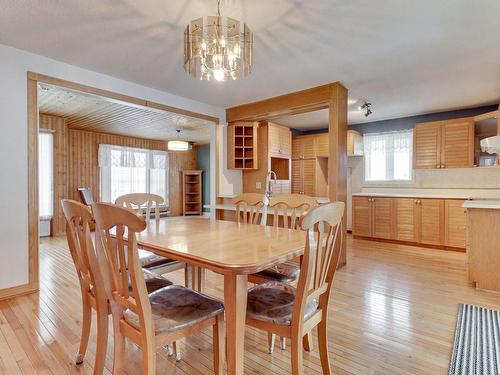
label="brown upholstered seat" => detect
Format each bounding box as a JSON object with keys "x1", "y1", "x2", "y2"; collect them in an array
[
  {"x1": 247, "y1": 282, "x2": 318, "y2": 325},
  {"x1": 251, "y1": 260, "x2": 300, "y2": 283},
  {"x1": 141, "y1": 269, "x2": 173, "y2": 293},
  {"x1": 123, "y1": 285, "x2": 224, "y2": 334},
  {"x1": 138, "y1": 249, "x2": 181, "y2": 270}
]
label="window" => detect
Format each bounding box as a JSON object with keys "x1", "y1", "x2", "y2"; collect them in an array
[
  {"x1": 364, "y1": 130, "x2": 413, "y2": 182},
  {"x1": 99, "y1": 144, "x2": 168, "y2": 203},
  {"x1": 39, "y1": 131, "x2": 54, "y2": 219}
]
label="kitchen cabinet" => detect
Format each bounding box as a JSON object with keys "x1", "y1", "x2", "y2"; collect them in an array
[
  {"x1": 291, "y1": 158, "x2": 328, "y2": 196},
  {"x1": 352, "y1": 196, "x2": 393, "y2": 239},
  {"x1": 418, "y1": 199, "x2": 444, "y2": 246},
  {"x1": 353, "y1": 195, "x2": 466, "y2": 250},
  {"x1": 316, "y1": 133, "x2": 329, "y2": 157},
  {"x1": 242, "y1": 122, "x2": 291, "y2": 194},
  {"x1": 394, "y1": 198, "x2": 418, "y2": 242},
  {"x1": 227, "y1": 122, "x2": 258, "y2": 170},
  {"x1": 291, "y1": 159, "x2": 315, "y2": 196},
  {"x1": 268, "y1": 122, "x2": 291, "y2": 156},
  {"x1": 413, "y1": 118, "x2": 474, "y2": 169},
  {"x1": 347, "y1": 130, "x2": 363, "y2": 156},
  {"x1": 352, "y1": 196, "x2": 372, "y2": 237},
  {"x1": 444, "y1": 199, "x2": 467, "y2": 248},
  {"x1": 292, "y1": 136, "x2": 316, "y2": 159}
]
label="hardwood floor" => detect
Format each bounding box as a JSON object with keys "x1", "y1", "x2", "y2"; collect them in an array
[{"x1": 1, "y1": 235, "x2": 499, "y2": 374}]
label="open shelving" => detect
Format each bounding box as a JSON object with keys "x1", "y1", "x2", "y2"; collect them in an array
[{"x1": 182, "y1": 170, "x2": 203, "y2": 216}]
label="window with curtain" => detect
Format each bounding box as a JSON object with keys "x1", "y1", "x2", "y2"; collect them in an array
[
  {"x1": 39, "y1": 132, "x2": 54, "y2": 219},
  {"x1": 364, "y1": 130, "x2": 413, "y2": 182},
  {"x1": 99, "y1": 144, "x2": 169, "y2": 204}
]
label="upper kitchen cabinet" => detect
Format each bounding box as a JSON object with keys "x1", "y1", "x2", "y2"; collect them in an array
[
  {"x1": 413, "y1": 118, "x2": 474, "y2": 169},
  {"x1": 292, "y1": 135, "x2": 316, "y2": 159},
  {"x1": 292, "y1": 134, "x2": 329, "y2": 159},
  {"x1": 267, "y1": 122, "x2": 292, "y2": 156},
  {"x1": 227, "y1": 121, "x2": 259, "y2": 170},
  {"x1": 347, "y1": 130, "x2": 363, "y2": 156}
]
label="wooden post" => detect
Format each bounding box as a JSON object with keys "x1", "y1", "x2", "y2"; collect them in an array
[{"x1": 328, "y1": 84, "x2": 348, "y2": 267}]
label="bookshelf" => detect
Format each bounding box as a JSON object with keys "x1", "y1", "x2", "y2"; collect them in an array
[{"x1": 182, "y1": 170, "x2": 203, "y2": 216}]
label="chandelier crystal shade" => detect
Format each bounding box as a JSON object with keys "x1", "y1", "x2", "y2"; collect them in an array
[{"x1": 184, "y1": 1, "x2": 253, "y2": 82}]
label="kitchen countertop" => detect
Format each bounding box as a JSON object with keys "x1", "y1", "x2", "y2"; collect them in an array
[
  {"x1": 352, "y1": 192, "x2": 473, "y2": 199},
  {"x1": 463, "y1": 200, "x2": 500, "y2": 210}
]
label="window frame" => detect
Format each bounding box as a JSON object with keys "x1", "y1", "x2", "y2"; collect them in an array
[
  {"x1": 99, "y1": 144, "x2": 169, "y2": 205},
  {"x1": 363, "y1": 130, "x2": 415, "y2": 184}
]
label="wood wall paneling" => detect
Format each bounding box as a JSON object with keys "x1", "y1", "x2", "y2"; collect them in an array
[{"x1": 39, "y1": 115, "x2": 197, "y2": 231}]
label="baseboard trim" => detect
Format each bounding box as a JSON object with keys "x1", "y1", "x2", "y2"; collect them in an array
[
  {"x1": 352, "y1": 235, "x2": 466, "y2": 253},
  {"x1": 0, "y1": 282, "x2": 39, "y2": 301}
]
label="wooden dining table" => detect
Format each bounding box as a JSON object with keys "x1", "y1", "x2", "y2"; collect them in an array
[{"x1": 136, "y1": 217, "x2": 306, "y2": 375}]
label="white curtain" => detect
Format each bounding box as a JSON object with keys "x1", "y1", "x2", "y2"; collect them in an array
[
  {"x1": 99, "y1": 144, "x2": 169, "y2": 203},
  {"x1": 364, "y1": 130, "x2": 413, "y2": 181},
  {"x1": 39, "y1": 132, "x2": 54, "y2": 219}
]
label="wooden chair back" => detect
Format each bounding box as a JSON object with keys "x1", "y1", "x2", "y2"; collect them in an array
[
  {"x1": 61, "y1": 199, "x2": 106, "y2": 306},
  {"x1": 91, "y1": 202, "x2": 153, "y2": 336},
  {"x1": 292, "y1": 202, "x2": 344, "y2": 326},
  {"x1": 268, "y1": 194, "x2": 318, "y2": 229},
  {"x1": 78, "y1": 187, "x2": 94, "y2": 206},
  {"x1": 232, "y1": 193, "x2": 267, "y2": 224},
  {"x1": 115, "y1": 193, "x2": 164, "y2": 221}
]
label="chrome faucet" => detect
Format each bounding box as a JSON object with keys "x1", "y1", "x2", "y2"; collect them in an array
[
  {"x1": 261, "y1": 170, "x2": 276, "y2": 226},
  {"x1": 265, "y1": 170, "x2": 277, "y2": 199}
]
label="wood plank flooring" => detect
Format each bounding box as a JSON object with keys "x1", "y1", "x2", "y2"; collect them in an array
[{"x1": 0, "y1": 235, "x2": 499, "y2": 374}]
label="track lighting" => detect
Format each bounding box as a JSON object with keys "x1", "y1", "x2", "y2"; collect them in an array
[{"x1": 358, "y1": 102, "x2": 373, "y2": 117}]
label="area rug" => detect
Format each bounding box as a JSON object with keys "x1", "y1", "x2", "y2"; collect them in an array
[{"x1": 449, "y1": 304, "x2": 500, "y2": 375}]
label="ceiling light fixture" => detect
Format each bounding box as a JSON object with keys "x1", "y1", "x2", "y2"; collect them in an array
[
  {"x1": 168, "y1": 130, "x2": 192, "y2": 151},
  {"x1": 184, "y1": 0, "x2": 253, "y2": 82},
  {"x1": 358, "y1": 101, "x2": 373, "y2": 117}
]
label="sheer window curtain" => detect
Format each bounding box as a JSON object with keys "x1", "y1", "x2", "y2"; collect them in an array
[
  {"x1": 99, "y1": 144, "x2": 169, "y2": 204},
  {"x1": 39, "y1": 131, "x2": 54, "y2": 219},
  {"x1": 364, "y1": 130, "x2": 413, "y2": 181}
]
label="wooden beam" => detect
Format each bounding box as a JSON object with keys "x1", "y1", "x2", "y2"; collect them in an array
[
  {"x1": 28, "y1": 72, "x2": 219, "y2": 125},
  {"x1": 328, "y1": 83, "x2": 348, "y2": 267},
  {"x1": 225, "y1": 82, "x2": 349, "y2": 267},
  {"x1": 27, "y1": 76, "x2": 40, "y2": 292},
  {"x1": 226, "y1": 83, "x2": 339, "y2": 122}
]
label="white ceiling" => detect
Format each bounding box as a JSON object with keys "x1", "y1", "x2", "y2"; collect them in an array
[
  {"x1": 1, "y1": 0, "x2": 499, "y2": 125},
  {"x1": 38, "y1": 84, "x2": 211, "y2": 143}
]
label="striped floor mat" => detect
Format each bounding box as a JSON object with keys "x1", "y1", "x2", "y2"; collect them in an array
[{"x1": 449, "y1": 304, "x2": 500, "y2": 375}]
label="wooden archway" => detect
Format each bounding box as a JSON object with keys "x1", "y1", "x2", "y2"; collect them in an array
[{"x1": 226, "y1": 82, "x2": 348, "y2": 266}]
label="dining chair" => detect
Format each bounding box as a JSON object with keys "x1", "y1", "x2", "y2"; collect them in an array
[
  {"x1": 92, "y1": 202, "x2": 225, "y2": 375},
  {"x1": 232, "y1": 193, "x2": 267, "y2": 224},
  {"x1": 78, "y1": 187, "x2": 95, "y2": 206},
  {"x1": 61, "y1": 199, "x2": 173, "y2": 375},
  {"x1": 245, "y1": 193, "x2": 318, "y2": 353},
  {"x1": 115, "y1": 193, "x2": 184, "y2": 275},
  {"x1": 246, "y1": 202, "x2": 344, "y2": 375}
]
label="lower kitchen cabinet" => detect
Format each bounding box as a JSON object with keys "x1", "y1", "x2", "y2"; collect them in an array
[{"x1": 353, "y1": 195, "x2": 466, "y2": 250}]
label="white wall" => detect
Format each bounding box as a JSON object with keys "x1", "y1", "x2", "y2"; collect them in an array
[{"x1": 0, "y1": 43, "x2": 234, "y2": 289}]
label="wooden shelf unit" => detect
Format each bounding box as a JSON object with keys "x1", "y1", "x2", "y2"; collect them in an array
[
  {"x1": 228, "y1": 122, "x2": 258, "y2": 170},
  {"x1": 182, "y1": 170, "x2": 203, "y2": 216}
]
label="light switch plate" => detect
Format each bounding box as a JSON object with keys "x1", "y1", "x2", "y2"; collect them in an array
[{"x1": 256, "y1": 182, "x2": 262, "y2": 189}]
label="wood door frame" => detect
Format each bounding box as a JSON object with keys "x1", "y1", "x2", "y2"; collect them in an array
[
  {"x1": 226, "y1": 82, "x2": 348, "y2": 266},
  {"x1": 11, "y1": 72, "x2": 220, "y2": 301}
]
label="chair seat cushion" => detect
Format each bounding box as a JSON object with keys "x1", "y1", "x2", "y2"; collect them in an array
[
  {"x1": 251, "y1": 260, "x2": 300, "y2": 283},
  {"x1": 139, "y1": 249, "x2": 180, "y2": 269},
  {"x1": 247, "y1": 282, "x2": 318, "y2": 325},
  {"x1": 141, "y1": 269, "x2": 173, "y2": 293},
  {"x1": 123, "y1": 285, "x2": 224, "y2": 334}
]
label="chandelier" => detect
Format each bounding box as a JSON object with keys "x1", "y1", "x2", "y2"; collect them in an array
[{"x1": 184, "y1": 0, "x2": 253, "y2": 82}]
